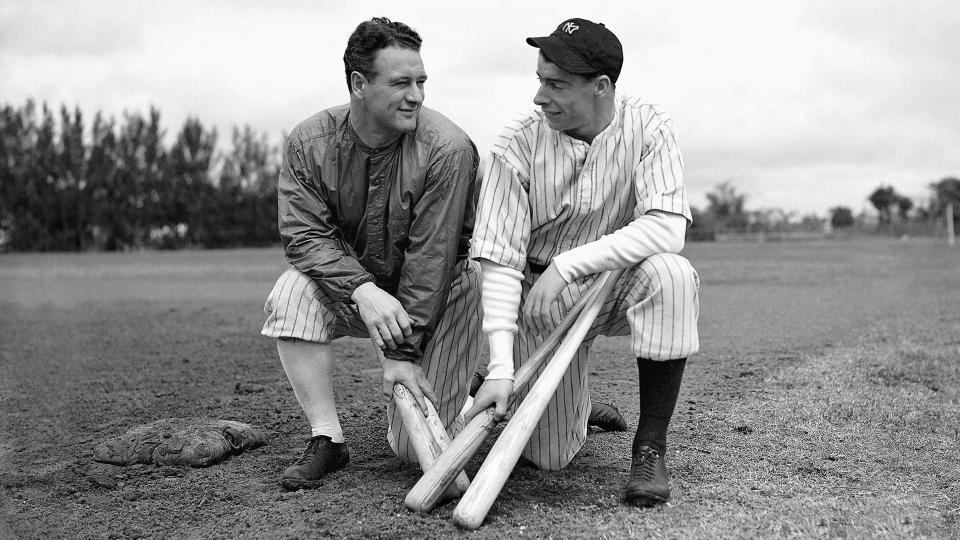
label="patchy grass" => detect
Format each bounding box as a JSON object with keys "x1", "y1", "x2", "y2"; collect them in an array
[{"x1": 661, "y1": 322, "x2": 960, "y2": 538}]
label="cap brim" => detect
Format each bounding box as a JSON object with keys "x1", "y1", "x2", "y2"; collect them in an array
[{"x1": 526, "y1": 36, "x2": 596, "y2": 74}]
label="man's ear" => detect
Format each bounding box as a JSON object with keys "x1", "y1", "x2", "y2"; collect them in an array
[
  {"x1": 350, "y1": 71, "x2": 367, "y2": 99},
  {"x1": 594, "y1": 75, "x2": 612, "y2": 96}
]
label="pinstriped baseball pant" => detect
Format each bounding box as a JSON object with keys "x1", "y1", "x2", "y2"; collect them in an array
[
  {"x1": 515, "y1": 253, "x2": 700, "y2": 470},
  {"x1": 261, "y1": 259, "x2": 482, "y2": 465}
]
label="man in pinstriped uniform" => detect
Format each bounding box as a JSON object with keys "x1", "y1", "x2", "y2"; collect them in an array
[
  {"x1": 260, "y1": 17, "x2": 482, "y2": 490},
  {"x1": 464, "y1": 18, "x2": 700, "y2": 507}
]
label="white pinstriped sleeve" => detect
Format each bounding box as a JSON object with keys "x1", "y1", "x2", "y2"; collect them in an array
[
  {"x1": 468, "y1": 153, "x2": 531, "y2": 272},
  {"x1": 635, "y1": 113, "x2": 691, "y2": 220}
]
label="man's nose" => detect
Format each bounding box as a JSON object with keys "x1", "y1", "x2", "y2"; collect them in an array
[
  {"x1": 405, "y1": 84, "x2": 424, "y2": 104},
  {"x1": 533, "y1": 84, "x2": 549, "y2": 106}
]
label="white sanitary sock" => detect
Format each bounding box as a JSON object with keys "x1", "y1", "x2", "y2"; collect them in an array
[{"x1": 277, "y1": 340, "x2": 345, "y2": 443}]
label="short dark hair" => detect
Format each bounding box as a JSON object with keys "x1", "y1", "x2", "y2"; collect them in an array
[{"x1": 343, "y1": 17, "x2": 422, "y2": 90}]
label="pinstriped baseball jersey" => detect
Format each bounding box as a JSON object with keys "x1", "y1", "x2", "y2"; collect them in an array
[
  {"x1": 470, "y1": 95, "x2": 691, "y2": 272},
  {"x1": 469, "y1": 94, "x2": 700, "y2": 470}
]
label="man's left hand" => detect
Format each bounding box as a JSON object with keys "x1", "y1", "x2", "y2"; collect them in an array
[
  {"x1": 464, "y1": 378, "x2": 514, "y2": 422},
  {"x1": 522, "y1": 263, "x2": 568, "y2": 335}
]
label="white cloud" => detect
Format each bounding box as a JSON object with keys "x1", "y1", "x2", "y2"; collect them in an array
[{"x1": 0, "y1": 1, "x2": 144, "y2": 55}]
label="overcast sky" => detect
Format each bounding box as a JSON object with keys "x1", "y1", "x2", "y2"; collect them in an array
[{"x1": 2, "y1": 0, "x2": 958, "y2": 215}]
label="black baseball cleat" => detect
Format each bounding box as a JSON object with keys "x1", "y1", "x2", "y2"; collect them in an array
[
  {"x1": 588, "y1": 401, "x2": 628, "y2": 432},
  {"x1": 280, "y1": 435, "x2": 350, "y2": 491},
  {"x1": 622, "y1": 445, "x2": 670, "y2": 507}
]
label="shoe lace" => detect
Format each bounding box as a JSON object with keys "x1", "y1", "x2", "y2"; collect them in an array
[
  {"x1": 294, "y1": 437, "x2": 324, "y2": 465},
  {"x1": 632, "y1": 448, "x2": 660, "y2": 482}
]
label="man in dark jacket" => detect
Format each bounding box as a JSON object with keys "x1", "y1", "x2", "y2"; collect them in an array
[{"x1": 261, "y1": 17, "x2": 481, "y2": 490}]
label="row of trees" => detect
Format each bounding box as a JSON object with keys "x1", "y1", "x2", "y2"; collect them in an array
[
  {"x1": 688, "y1": 181, "x2": 826, "y2": 240},
  {"x1": 689, "y1": 179, "x2": 960, "y2": 240},
  {"x1": 829, "y1": 181, "x2": 960, "y2": 232},
  {"x1": 1, "y1": 100, "x2": 279, "y2": 251},
  {"x1": 3, "y1": 99, "x2": 958, "y2": 251},
  {"x1": 863, "y1": 182, "x2": 959, "y2": 225}
]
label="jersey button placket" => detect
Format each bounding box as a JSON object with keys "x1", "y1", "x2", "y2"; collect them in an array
[
  {"x1": 576, "y1": 143, "x2": 593, "y2": 215},
  {"x1": 369, "y1": 175, "x2": 385, "y2": 262}
]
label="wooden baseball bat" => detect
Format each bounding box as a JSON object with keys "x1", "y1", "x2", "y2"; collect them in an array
[
  {"x1": 392, "y1": 383, "x2": 471, "y2": 498},
  {"x1": 403, "y1": 272, "x2": 613, "y2": 513},
  {"x1": 452, "y1": 268, "x2": 623, "y2": 530}
]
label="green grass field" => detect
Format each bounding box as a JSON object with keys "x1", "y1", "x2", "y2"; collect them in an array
[{"x1": 1, "y1": 239, "x2": 958, "y2": 539}]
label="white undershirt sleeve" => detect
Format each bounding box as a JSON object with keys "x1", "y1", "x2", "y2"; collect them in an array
[
  {"x1": 551, "y1": 211, "x2": 687, "y2": 283},
  {"x1": 478, "y1": 258, "x2": 523, "y2": 381}
]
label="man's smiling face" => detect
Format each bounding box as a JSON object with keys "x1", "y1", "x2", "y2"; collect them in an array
[
  {"x1": 360, "y1": 46, "x2": 427, "y2": 139},
  {"x1": 533, "y1": 53, "x2": 601, "y2": 139}
]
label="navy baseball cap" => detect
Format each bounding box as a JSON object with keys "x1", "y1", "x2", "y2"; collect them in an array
[{"x1": 526, "y1": 18, "x2": 623, "y2": 83}]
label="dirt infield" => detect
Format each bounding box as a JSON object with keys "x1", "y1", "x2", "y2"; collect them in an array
[{"x1": 1, "y1": 239, "x2": 958, "y2": 538}]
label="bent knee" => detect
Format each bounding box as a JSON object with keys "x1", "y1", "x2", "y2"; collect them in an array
[
  {"x1": 261, "y1": 268, "x2": 333, "y2": 342},
  {"x1": 638, "y1": 253, "x2": 699, "y2": 292}
]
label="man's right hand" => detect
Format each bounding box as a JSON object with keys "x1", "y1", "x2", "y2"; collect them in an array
[
  {"x1": 464, "y1": 379, "x2": 514, "y2": 422},
  {"x1": 381, "y1": 358, "x2": 437, "y2": 416},
  {"x1": 351, "y1": 282, "x2": 413, "y2": 350}
]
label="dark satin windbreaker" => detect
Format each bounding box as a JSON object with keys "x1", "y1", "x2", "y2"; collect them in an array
[{"x1": 278, "y1": 104, "x2": 478, "y2": 362}]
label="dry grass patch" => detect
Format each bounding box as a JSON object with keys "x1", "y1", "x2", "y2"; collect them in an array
[{"x1": 660, "y1": 323, "x2": 960, "y2": 539}]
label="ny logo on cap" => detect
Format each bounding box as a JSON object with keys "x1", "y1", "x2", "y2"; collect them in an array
[{"x1": 561, "y1": 21, "x2": 579, "y2": 34}]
